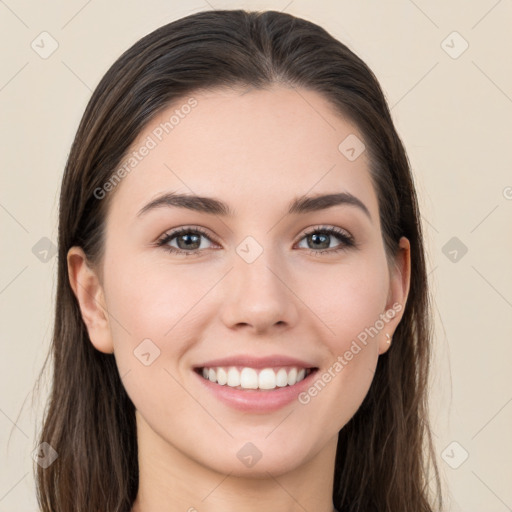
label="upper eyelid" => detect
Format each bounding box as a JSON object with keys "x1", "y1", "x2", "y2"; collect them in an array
[
  {"x1": 158, "y1": 225, "x2": 218, "y2": 244},
  {"x1": 302, "y1": 225, "x2": 352, "y2": 238}
]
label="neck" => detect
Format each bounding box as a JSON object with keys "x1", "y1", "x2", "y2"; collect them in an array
[{"x1": 131, "y1": 411, "x2": 338, "y2": 512}]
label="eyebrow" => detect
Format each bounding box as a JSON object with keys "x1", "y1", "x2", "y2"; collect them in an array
[{"x1": 136, "y1": 191, "x2": 372, "y2": 221}]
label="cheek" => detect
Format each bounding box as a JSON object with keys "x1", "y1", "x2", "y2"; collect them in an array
[
  {"x1": 102, "y1": 255, "x2": 202, "y2": 427},
  {"x1": 100, "y1": 256, "x2": 176, "y2": 373},
  {"x1": 104, "y1": 252, "x2": 212, "y2": 342},
  {"x1": 102, "y1": 254, "x2": 223, "y2": 403},
  {"x1": 294, "y1": 256, "x2": 387, "y2": 423},
  {"x1": 295, "y1": 254, "x2": 389, "y2": 351}
]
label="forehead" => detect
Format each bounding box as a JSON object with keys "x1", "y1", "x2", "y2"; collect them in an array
[{"x1": 106, "y1": 85, "x2": 378, "y2": 225}]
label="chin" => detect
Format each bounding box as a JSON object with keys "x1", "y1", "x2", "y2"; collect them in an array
[{"x1": 195, "y1": 441, "x2": 313, "y2": 478}]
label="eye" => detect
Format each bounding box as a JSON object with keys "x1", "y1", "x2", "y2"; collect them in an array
[
  {"x1": 156, "y1": 226, "x2": 218, "y2": 257},
  {"x1": 156, "y1": 225, "x2": 356, "y2": 257},
  {"x1": 296, "y1": 225, "x2": 356, "y2": 256}
]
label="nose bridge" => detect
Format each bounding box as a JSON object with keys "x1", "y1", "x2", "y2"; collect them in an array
[{"x1": 219, "y1": 236, "x2": 298, "y2": 332}]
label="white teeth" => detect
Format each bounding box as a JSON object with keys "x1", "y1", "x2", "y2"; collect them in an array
[
  {"x1": 199, "y1": 366, "x2": 312, "y2": 390},
  {"x1": 287, "y1": 368, "x2": 297, "y2": 386},
  {"x1": 227, "y1": 367, "x2": 241, "y2": 387},
  {"x1": 258, "y1": 368, "x2": 276, "y2": 390},
  {"x1": 240, "y1": 368, "x2": 258, "y2": 389},
  {"x1": 216, "y1": 367, "x2": 228, "y2": 385},
  {"x1": 276, "y1": 368, "x2": 289, "y2": 387}
]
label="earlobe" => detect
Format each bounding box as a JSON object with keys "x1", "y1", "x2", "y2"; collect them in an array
[
  {"x1": 379, "y1": 236, "x2": 411, "y2": 355},
  {"x1": 67, "y1": 246, "x2": 114, "y2": 354}
]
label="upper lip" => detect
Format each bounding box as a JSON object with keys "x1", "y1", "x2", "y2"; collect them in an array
[{"x1": 194, "y1": 355, "x2": 318, "y2": 370}]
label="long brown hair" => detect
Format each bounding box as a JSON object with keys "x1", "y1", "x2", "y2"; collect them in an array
[{"x1": 34, "y1": 9, "x2": 442, "y2": 511}]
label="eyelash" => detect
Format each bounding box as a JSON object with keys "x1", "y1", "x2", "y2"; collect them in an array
[{"x1": 156, "y1": 225, "x2": 356, "y2": 258}]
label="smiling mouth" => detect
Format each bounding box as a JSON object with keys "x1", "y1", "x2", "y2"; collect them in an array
[{"x1": 195, "y1": 366, "x2": 319, "y2": 391}]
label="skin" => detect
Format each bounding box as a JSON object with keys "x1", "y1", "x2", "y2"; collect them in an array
[{"x1": 67, "y1": 85, "x2": 410, "y2": 512}]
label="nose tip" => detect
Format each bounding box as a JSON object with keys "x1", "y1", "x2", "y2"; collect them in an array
[{"x1": 219, "y1": 258, "x2": 299, "y2": 334}]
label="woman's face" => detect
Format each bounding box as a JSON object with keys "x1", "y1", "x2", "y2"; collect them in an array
[{"x1": 71, "y1": 85, "x2": 410, "y2": 477}]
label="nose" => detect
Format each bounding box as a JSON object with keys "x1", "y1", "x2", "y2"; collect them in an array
[{"x1": 219, "y1": 249, "x2": 300, "y2": 335}]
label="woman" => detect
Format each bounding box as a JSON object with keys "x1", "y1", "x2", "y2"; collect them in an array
[{"x1": 35, "y1": 9, "x2": 443, "y2": 512}]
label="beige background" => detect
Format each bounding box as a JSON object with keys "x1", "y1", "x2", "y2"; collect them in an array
[{"x1": 1, "y1": 1, "x2": 511, "y2": 510}]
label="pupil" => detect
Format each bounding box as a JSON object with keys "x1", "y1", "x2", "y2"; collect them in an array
[
  {"x1": 311, "y1": 233, "x2": 329, "y2": 249},
  {"x1": 179, "y1": 233, "x2": 200, "y2": 249}
]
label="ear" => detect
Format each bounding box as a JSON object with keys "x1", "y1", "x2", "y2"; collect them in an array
[
  {"x1": 67, "y1": 246, "x2": 114, "y2": 354},
  {"x1": 378, "y1": 236, "x2": 411, "y2": 355}
]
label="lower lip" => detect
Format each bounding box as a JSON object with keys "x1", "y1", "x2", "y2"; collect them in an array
[{"x1": 193, "y1": 369, "x2": 319, "y2": 413}]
